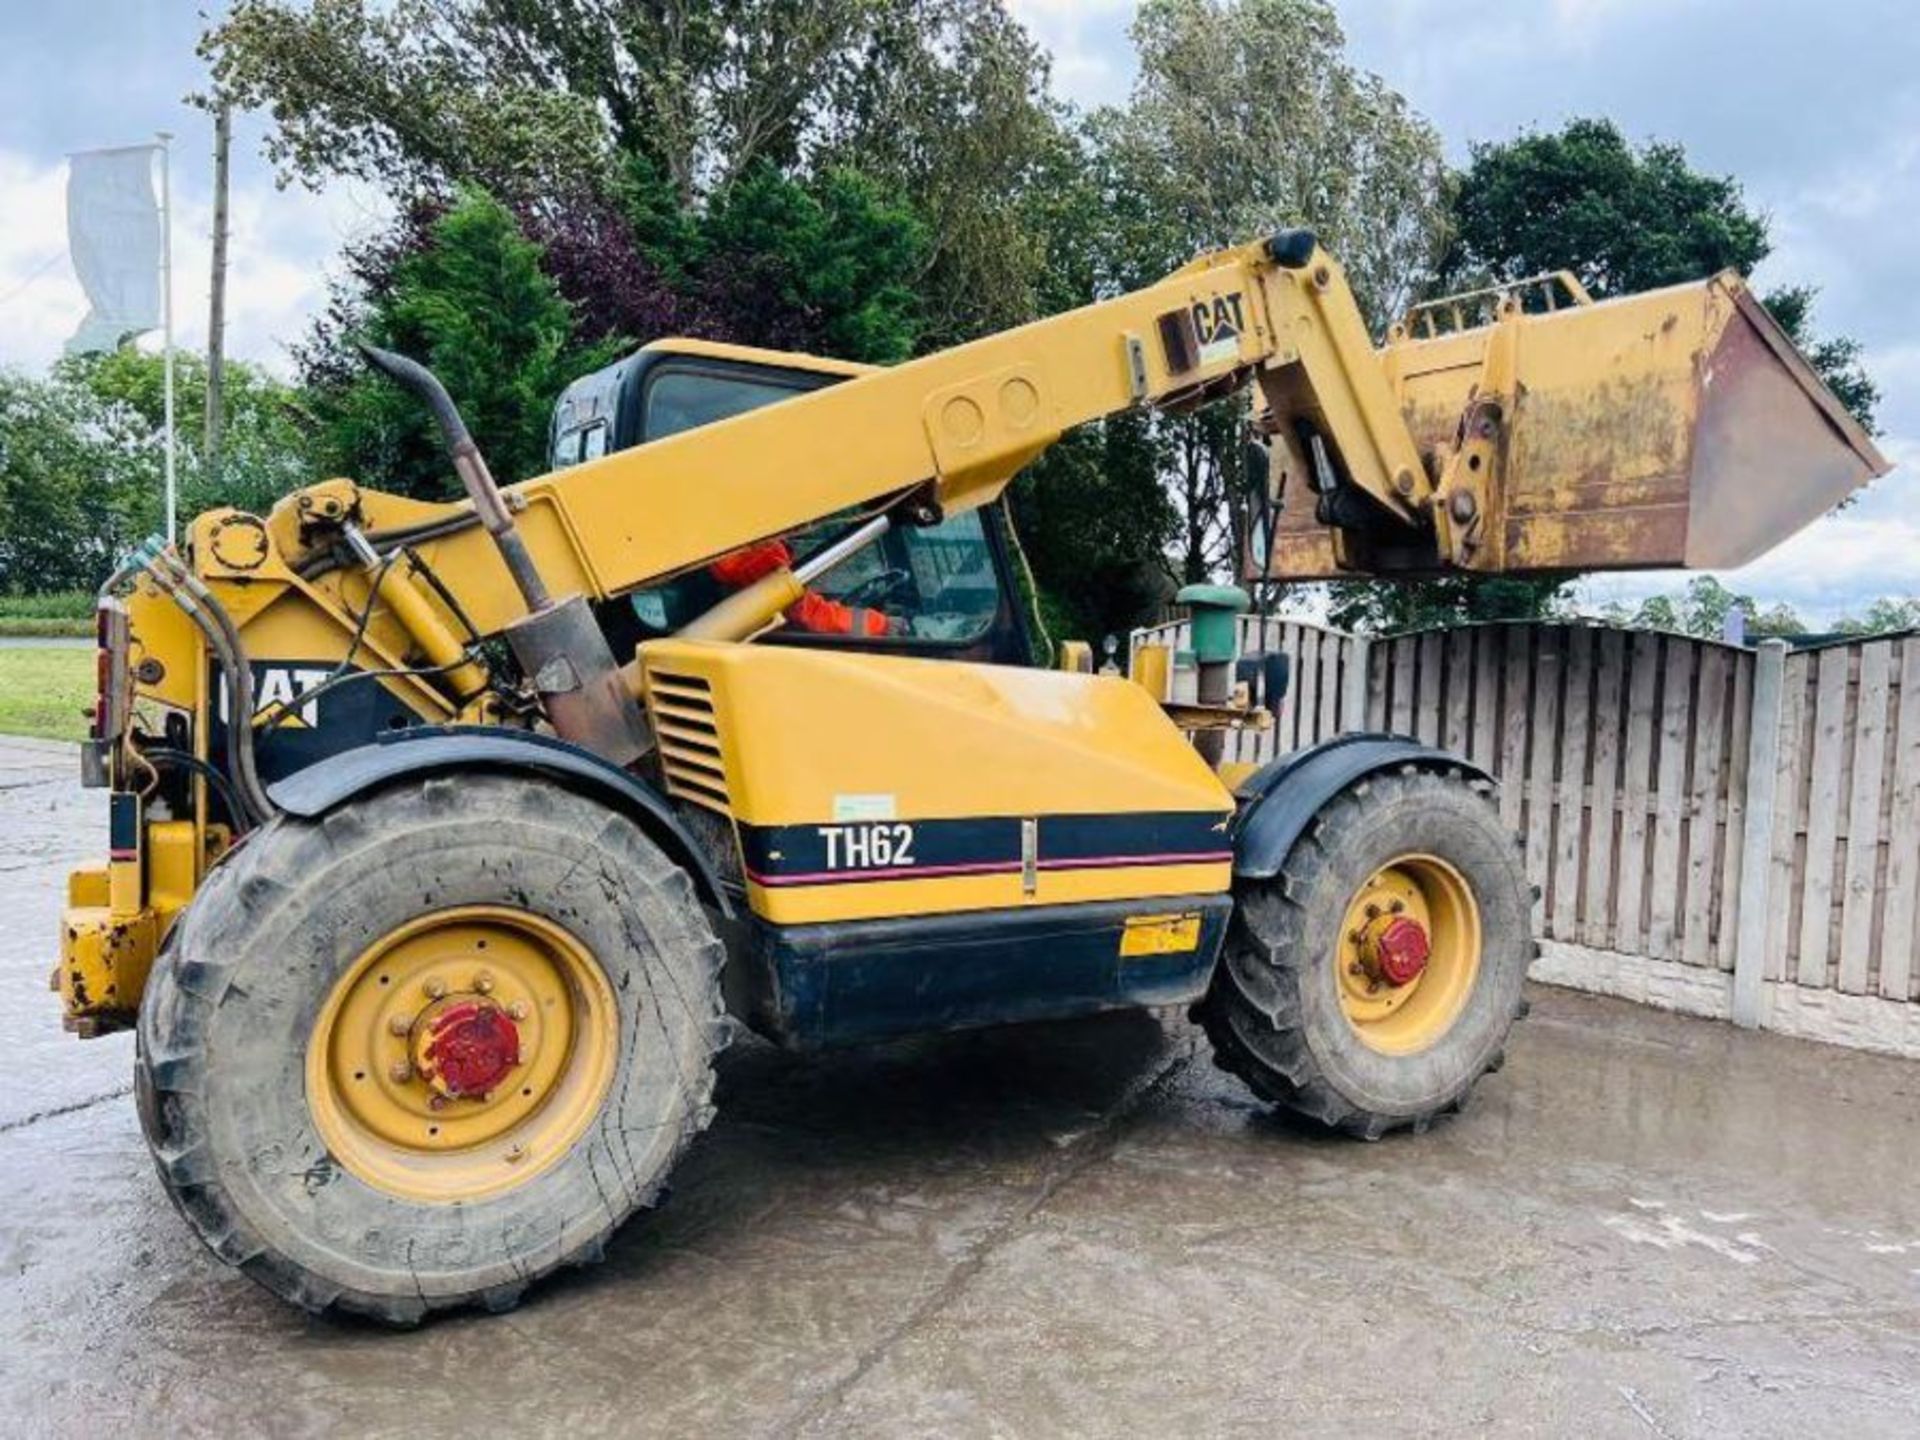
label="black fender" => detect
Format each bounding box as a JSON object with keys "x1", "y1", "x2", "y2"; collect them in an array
[
  {"x1": 1230, "y1": 733, "x2": 1495, "y2": 880},
  {"x1": 265, "y1": 725, "x2": 733, "y2": 917}
]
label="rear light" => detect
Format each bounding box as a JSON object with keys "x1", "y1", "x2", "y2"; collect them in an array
[
  {"x1": 91, "y1": 640, "x2": 110, "y2": 740},
  {"x1": 83, "y1": 599, "x2": 129, "y2": 788}
]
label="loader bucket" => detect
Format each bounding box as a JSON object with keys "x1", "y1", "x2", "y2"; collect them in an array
[{"x1": 1267, "y1": 271, "x2": 1888, "y2": 578}]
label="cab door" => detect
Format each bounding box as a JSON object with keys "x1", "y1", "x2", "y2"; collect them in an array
[{"x1": 551, "y1": 350, "x2": 1039, "y2": 666}]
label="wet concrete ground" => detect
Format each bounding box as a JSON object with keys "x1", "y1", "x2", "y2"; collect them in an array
[{"x1": 3, "y1": 736, "x2": 1918, "y2": 1438}]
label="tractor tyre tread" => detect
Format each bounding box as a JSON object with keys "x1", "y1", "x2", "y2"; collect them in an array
[
  {"x1": 135, "y1": 773, "x2": 727, "y2": 1326},
  {"x1": 1197, "y1": 766, "x2": 1530, "y2": 1139}
]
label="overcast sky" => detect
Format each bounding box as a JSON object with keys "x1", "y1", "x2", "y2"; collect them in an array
[{"x1": 2, "y1": 0, "x2": 1915, "y2": 622}]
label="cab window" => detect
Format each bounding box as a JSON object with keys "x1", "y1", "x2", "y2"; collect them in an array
[
  {"x1": 626, "y1": 510, "x2": 1000, "y2": 646},
  {"x1": 645, "y1": 369, "x2": 808, "y2": 438},
  {"x1": 617, "y1": 366, "x2": 1001, "y2": 647}
]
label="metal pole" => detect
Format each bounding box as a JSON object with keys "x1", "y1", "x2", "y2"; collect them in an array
[
  {"x1": 156, "y1": 131, "x2": 177, "y2": 542},
  {"x1": 204, "y1": 106, "x2": 231, "y2": 480}
]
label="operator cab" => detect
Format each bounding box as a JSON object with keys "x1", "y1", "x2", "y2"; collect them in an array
[{"x1": 550, "y1": 341, "x2": 1038, "y2": 666}]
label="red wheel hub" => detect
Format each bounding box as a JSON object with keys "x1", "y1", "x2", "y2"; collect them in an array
[
  {"x1": 1373, "y1": 917, "x2": 1431, "y2": 986},
  {"x1": 417, "y1": 999, "x2": 521, "y2": 1098}
]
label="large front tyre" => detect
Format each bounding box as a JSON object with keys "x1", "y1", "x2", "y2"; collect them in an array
[
  {"x1": 1196, "y1": 766, "x2": 1532, "y2": 1138},
  {"x1": 135, "y1": 774, "x2": 728, "y2": 1324}
]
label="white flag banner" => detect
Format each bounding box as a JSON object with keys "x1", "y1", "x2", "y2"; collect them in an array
[{"x1": 65, "y1": 144, "x2": 162, "y2": 355}]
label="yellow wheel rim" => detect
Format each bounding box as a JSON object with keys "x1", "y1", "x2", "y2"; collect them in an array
[
  {"x1": 306, "y1": 906, "x2": 618, "y2": 1202},
  {"x1": 1334, "y1": 854, "x2": 1481, "y2": 1056}
]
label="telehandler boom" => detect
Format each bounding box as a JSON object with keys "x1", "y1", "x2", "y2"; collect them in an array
[{"x1": 59, "y1": 230, "x2": 1882, "y2": 1322}]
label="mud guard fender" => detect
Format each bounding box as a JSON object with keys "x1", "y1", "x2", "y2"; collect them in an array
[
  {"x1": 1230, "y1": 733, "x2": 1496, "y2": 880},
  {"x1": 266, "y1": 725, "x2": 733, "y2": 917}
]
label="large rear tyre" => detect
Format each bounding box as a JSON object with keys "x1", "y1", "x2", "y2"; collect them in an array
[
  {"x1": 135, "y1": 774, "x2": 727, "y2": 1324},
  {"x1": 1196, "y1": 765, "x2": 1531, "y2": 1138}
]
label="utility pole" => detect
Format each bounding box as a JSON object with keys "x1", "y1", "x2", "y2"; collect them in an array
[
  {"x1": 157, "y1": 131, "x2": 177, "y2": 542},
  {"x1": 204, "y1": 104, "x2": 232, "y2": 483}
]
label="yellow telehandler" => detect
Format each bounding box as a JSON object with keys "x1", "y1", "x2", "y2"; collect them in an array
[{"x1": 58, "y1": 230, "x2": 1882, "y2": 1321}]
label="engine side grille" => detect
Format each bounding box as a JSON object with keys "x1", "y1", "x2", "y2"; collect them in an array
[{"x1": 646, "y1": 670, "x2": 732, "y2": 814}]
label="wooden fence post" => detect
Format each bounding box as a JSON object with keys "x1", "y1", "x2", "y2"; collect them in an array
[
  {"x1": 1732, "y1": 639, "x2": 1789, "y2": 1028},
  {"x1": 1344, "y1": 636, "x2": 1372, "y2": 733}
]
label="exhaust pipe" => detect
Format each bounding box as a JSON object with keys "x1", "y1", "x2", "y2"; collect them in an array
[
  {"x1": 358, "y1": 345, "x2": 653, "y2": 765},
  {"x1": 357, "y1": 346, "x2": 552, "y2": 611}
]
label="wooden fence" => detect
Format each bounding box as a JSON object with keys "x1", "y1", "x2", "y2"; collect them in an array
[{"x1": 1133, "y1": 616, "x2": 1920, "y2": 1053}]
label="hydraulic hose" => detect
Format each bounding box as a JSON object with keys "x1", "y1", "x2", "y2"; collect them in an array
[
  {"x1": 148, "y1": 552, "x2": 277, "y2": 825},
  {"x1": 141, "y1": 747, "x2": 251, "y2": 835}
]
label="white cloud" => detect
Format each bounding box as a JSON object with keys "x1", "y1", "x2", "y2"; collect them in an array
[
  {"x1": 0, "y1": 150, "x2": 87, "y2": 368},
  {"x1": 1003, "y1": 0, "x2": 1135, "y2": 108},
  {"x1": 0, "y1": 145, "x2": 389, "y2": 379}
]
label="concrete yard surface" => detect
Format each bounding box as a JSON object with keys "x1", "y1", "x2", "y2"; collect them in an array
[{"x1": 2, "y1": 736, "x2": 1917, "y2": 1438}]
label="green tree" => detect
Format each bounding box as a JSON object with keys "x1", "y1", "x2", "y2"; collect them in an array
[
  {"x1": 200, "y1": 0, "x2": 1062, "y2": 343},
  {"x1": 1096, "y1": 0, "x2": 1449, "y2": 593},
  {"x1": 696, "y1": 163, "x2": 926, "y2": 363},
  {"x1": 1327, "y1": 574, "x2": 1573, "y2": 635},
  {"x1": 1442, "y1": 118, "x2": 1768, "y2": 299},
  {"x1": 0, "y1": 370, "x2": 146, "y2": 593},
  {"x1": 1602, "y1": 576, "x2": 1810, "y2": 640},
  {"x1": 74, "y1": 349, "x2": 312, "y2": 520},
  {"x1": 1443, "y1": 118, "x2": 1876, "y2": 430},
  {"x1": 1835, "y1": 598, "x2": 1920, "y2": 636},
  {"x1": 998, "y1": 117, "x2": 1181, "y2": 641},
  {"x1": 304, "y1": 189, "x2": 618, "y2": 499},
  {"x1": 0, "y1": 352, "x2": 310, "y2": 593},
  {"x1": 1104, "y1": 0, "x2": 1446, "y2": 316},
  {"x1": 1011, "y1": 412, "x2": 1179, "y2": 644}
]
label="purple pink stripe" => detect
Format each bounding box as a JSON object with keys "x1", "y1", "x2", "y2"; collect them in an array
[{"x1": 746, "y1": 850, "x2": 1232, "y2": 889}]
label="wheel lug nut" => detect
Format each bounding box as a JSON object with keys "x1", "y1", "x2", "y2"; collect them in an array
[
  {"x1": 388, "y1": 1014, "x2": 412, "y2": 1037},
  {"x1": 389, "y1": 1061, "x2": 413, "y2": 1083},
  {"x1": 429, "y1": 1094, "x2": 449, "y2": 1111},
  {"x1": 1388, "y1": 899, "x2": 1406, "y2": 915},
  {"x1": 1364, "y1": 903, "x2": 1381, "y2": 920},
  {"x1": 424, "y1": 977, "x2": 447, "y2": 1000},
  {"x1": 1348, "y1": 962, "x2": 1365, "y2": 976},
  {"x1": 474, "y1": 970, "x2": 494, "y2": 995},
  {"x1": 508, "y1": 1001, "x2": 529, "y2": 1021}
]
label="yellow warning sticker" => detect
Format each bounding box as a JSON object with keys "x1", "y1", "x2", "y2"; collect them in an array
[{"x1": 1119, "y1": 911, "x2": 1203, "y2": 958}]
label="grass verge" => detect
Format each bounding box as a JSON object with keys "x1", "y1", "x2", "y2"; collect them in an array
[
  {"x1": 0, "y1": 592, "x2": 93, "y2": 639},
  {"x1": 0, "y1": 646, "x2": 93, "y2": 742}
]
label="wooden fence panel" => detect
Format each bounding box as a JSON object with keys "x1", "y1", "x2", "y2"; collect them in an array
[
  {"x1": 1838, "y1": 643, "x2": 1891, "y2": 993},
  {"x1": 1584, "y1": 628, "x2": 1626, "y2": 950},
  {"x1": 1551, "y1": 628, "x2": 1591, "y2": 941},
  {"x1": 1499, "y1": 628, "x2": 1532, "y2": 836},
  {"x1": 1416, "y1": 632, "x2": 1444, "y2": 746},
  {"x1": 1647, "y1": 641, "x2": 1693, "y2": 961},
  {"x1": 1615, "y1": 630, "x2": 1661, "y2": 958},
  {"x1": 1129, "y1": 616, "x2": 1920, "y2": 1017},
  {"x1": 1317, "y1": 630, "x2": 1342, "y2": 742},
  {"x1": 1470, "y1": 630, "x2": 1500, "y2": 772},
  {"x1": 1526, "y1": 630, "x2": 1563, "y2": 931},
  {"x1": 1882, "y1": 639, "x2": 1920, "y2": 1001},
  {"x1": 1798, "y1": 647, "x2": 1850, "y2": 987},
  {"x1": 1681, "y1": 646, "x2": 1729, "y2": 968}
]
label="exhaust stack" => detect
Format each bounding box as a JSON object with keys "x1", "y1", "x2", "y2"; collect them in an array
[{"x1": 359, "y1": 345, "x2": 653, "y2": 764}]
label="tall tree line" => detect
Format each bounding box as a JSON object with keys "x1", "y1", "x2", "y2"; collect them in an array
[{"x1": 0, "y1": 1, "x2": 1882, "y2": 642}]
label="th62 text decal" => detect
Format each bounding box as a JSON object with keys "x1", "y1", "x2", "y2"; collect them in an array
[{"x1": 817, "y1": 823, "x2": 917, "y2": 870}]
